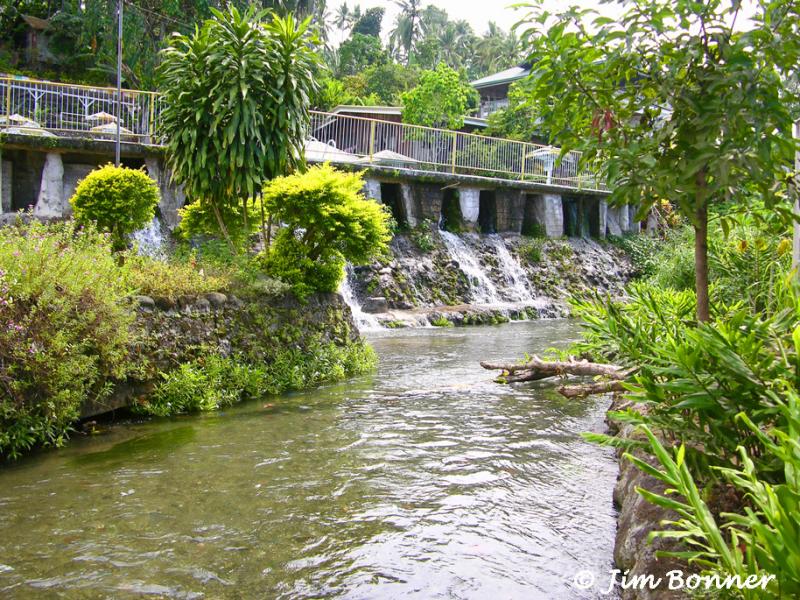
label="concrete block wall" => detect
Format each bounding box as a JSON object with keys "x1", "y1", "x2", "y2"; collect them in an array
[
  {"x1": 411, "y1": 183, "x2": 444, "y2": 225},
  {"x1": 495, "y1": 189, "x2": 525, "y2": 234},
  {"x1": 531, "y1": 194, "x2": 564, "y2": 238},
  {"x1": 1, "y1": 160, "x2": 11, "y2": 213}
]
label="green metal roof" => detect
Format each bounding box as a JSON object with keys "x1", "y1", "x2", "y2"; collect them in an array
[{"x1": 471, "y1": 66, "x2": 531, "y2": 89}]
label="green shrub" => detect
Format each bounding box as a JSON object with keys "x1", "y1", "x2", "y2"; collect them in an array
[
  {"x1": 135, "y1": 341, "x2": 377, "y2": 416},
  {"x1": 519, "y1": 238, "x2": 544, "y2": 264},
  {"x1": 175, "y1": 199, "x2": 261, "y2": 248},
  {"x1": 123, "y1": 254, "x2": 230, "y2": 300},
  {"x1": 70, "y1": 164, "x2": 160, "y2": 251},
  {"x1": 0, "y1": 220, "x2": 138, "y2": 459},
  {"x1": 261, "y1": 165, "x2": 391, "y2": 297},
  {"x1": 521, "y1": 220, "x2": 547, "y2": 238},
  {"x1": 430, "y1": 315, "x2": 453, "y2": 327},
  {"x1": 608, "y1": 232, "x2": 662, "y2": 278},
  {"x1": 628, "y1": 420, "x2": 800, "y2": 599},
  {"x1": 410, "y1": 220, "x2": 437, "y2": 252}
]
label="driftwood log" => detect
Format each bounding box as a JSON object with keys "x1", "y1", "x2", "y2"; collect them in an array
[{"x1": 480, "y1": 355, "x2": 631, "y2": 398}]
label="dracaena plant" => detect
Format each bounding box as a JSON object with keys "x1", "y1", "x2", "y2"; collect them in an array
[{"x1": 158, "y1": 6, "x2": 321, "y2": 249}]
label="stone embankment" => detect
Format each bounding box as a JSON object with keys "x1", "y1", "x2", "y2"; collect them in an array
[
  {"x1": 609, "y1": 397, "x2": 690, "y2": 600},
  {"x1": 81, "y1": 292, "x2": 359, "y2": 418}
]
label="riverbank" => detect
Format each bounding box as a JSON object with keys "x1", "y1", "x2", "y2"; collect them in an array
[{"x1": 0, "y1": 219, "x2": 375, "y2": 459}]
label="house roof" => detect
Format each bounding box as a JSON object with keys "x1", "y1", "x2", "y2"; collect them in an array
[
  {"x1": 471, "y1": 65, "x2": 531, "y2": 89},
  {"x1": 331, "y1": 105, "x2": 401, "y2": 116},
  {"x1": 22, "y1": 15, "x2": 50, "y2": 30},
  {"x1": 331, "y1": 105, "x2": 488, "y2": 128}
]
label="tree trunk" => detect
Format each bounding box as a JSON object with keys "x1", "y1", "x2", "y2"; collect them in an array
[
  {"x1": 694, "y1": 201, "x2": 710, "y2": 322},
  {"x1": 480, "y1": 355, "x2": 630, "y2": 384},
  {"x1": 210, "y1": 200, "x2": 236, "y2": 252}
]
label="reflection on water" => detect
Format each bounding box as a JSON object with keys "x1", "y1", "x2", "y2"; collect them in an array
[{"x1": 0, "y1": 321, "x2": 618, "y2": 599}]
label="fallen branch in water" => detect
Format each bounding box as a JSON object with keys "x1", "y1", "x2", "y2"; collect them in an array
[
  {"x1": 480, "y1": 355, "x2": 632, "y2": 396},
  {"x1": 558, "y1": 380, "x2": 628, "y2": 398}
]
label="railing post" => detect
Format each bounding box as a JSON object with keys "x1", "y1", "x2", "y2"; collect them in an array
[
  {"x1": 520, "y1": 143, "x2": 527, "y2": 181},
  {"x1": 4, "y1": 77, "x2": 11, "y2": 130},
  {"x1": 451, "y1": 132, "x2": 458, "y2": 174},
  {"x1": 368, "y1": 119, "x2": 376, "y2": 162},
  {"x1": 148, "y1": 92, "x2": 155, "y2": 142}
]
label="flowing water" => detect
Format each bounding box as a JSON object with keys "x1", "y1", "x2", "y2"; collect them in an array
[
  {"x1": 132, "y1": 216, "x2": 167, "y2": 259},
  {"x1": 438, "y1": 231, "x2": 501, "y2": 305},
  {"x1": 486, "y1": 235, "x2": 534, "y2": 303},
  {"x1": 0, "y1": 322, "x2": 619, "y2": 599},
  {"x1": 339, "y1": 266, "x2": 382, "y2": 331}
]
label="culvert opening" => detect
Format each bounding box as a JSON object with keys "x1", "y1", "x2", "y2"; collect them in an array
[
  {"x1": 380, "y1": 183, "x2": 408, "y2": 228},
  {"x1": 478, "y1": 190, "x2": 496, "y2": 234},
  {"x1": 440, "y1": 188, "x2": 464, "y2": 232},
  {"x1": 522, "y1": 194, "x2": 546, "y2": 237}
]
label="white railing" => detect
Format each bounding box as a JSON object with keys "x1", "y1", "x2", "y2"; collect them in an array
[{"x1": 1, "y1": 77, "x2": 605, "y2": 192}]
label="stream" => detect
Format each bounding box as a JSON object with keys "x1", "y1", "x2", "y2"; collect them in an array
[{"x1": 0, "y1": 321, "x2": 619, "y2": 599}]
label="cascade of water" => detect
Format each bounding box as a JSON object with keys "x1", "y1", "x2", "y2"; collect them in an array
[
  {"x1": 439, "y1": 230, "x2": 501, "y2": 304},
  {"x1": 339, "y1": 265, "x2": 382, "y2": 331},
  {"x1": 132, "y1": 215, "x2": 166, "y2": 259},
  {"x1": 487, "y1": 234, "x2": 534, "y2": 303}
]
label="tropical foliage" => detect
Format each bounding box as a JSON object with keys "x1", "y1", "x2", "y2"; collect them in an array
[
  {"x1": 260, "y1": 164, "x2": 392, "y2": 297},
  {"x1": 69, "y1": 164, "x2": 160, "y2": 251},
  {"x1": 518, "y1": 0, "x2": 800, "y2": 321},
  {"x1": 158, "y1": 6, "x2": 320, "y2": 247},
  {"x1": 401, "y1": 63, "x2": 477, "y2": 129}
]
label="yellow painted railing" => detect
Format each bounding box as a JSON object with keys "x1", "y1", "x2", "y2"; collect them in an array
[{"x1": 0, "y1": 77, "x2": 605, "y2": 192}]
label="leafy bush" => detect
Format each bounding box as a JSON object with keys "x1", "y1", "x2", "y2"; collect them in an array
[
  {"x1": 0, "y1": 220, "x2": 138, "y2": 459},
  {"x1": 627, "y1": 419, "x2": 800, "y2": 599},
  {"x1": 70, "y1": 164, "x2": 160, "y2": 251},
  {"x1": 135, "y1": 341, "x2": 377, "y2": 416},
  {"x1": 521, "y1": 220, "x2": 547, "y2": 238},
  {"x1": 158, "y1": 7, "x2": 320, "y2": 247},
  {"x1": 430, "y1": 315, "x2": 453, "y2": 327},
  {"x1": 410, "y1": 220, "x2": 437, "y2": 252},
  {"x1": 175, "y1": 199, "x2": 261, "y2": 248},
  {"x1": 260, "y1": 230, "x2": 345, "y2": 299},
  {"x1": 519, "y1": 238, "x2": 544, "y2": 264},
  {"x1": 608, "y1": 232, "x2": 662, "y2": 279},
  {"x1": 261, "y1": 165, "x2": 391, "y2": 297},
  {"x1": 123, "y1": 254, "x2": 229, "y2": 300}
]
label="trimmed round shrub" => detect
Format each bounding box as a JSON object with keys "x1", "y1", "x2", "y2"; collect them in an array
[{"x1": 70, "y1": 164, "x2": 160, "y2": 250}]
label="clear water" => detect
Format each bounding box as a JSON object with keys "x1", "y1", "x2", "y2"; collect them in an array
[{"x1": 0, "y1": 321, "x2": 618, "y2": 599}]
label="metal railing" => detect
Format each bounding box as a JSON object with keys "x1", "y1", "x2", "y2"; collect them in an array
[
  {"x1": 0, "y1": 77, "x2": 161, "y2": 143},
  {"x1": 1, "y1": 77, "x2": 605, "y2": 192}
]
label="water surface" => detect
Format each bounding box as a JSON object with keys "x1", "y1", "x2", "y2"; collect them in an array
[{"x1": 0, "y1": 321, "x2": 618, "y2": 599}]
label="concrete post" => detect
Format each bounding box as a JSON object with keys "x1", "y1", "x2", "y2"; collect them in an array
[
  {"x1": 33, "y1": 152, "x2": 64, "y2": 218},
  {"x1": 400, "y1": 183, "x2": 417, "y2": 227},
  {"x1": 598, "y1": 199, "x2": 608, "y2": 238},
  {"x1": 532, "y1": 193, "x2": 563, "y2": 238},
  {"x1": 363, "y1": 178, "x2": 381, "y2": 203},
  {"x1": 459, "y1": 187, "x2": 480, "y2": 231},
  {"x1": 1, "y1": 159, "x2": 11, "y2": 213}
]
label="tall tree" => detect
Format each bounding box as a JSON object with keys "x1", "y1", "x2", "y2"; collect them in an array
[
  {"x1": 518, "y1": 0, "x2": 800, "y2": 321},
  {"x1": 390, "y1": 0, "x2": 422, "y2": 65},
  {"x1": 351, "y1": 6, "x2": 384, "y2": 37},
  {"x1": 158, "y1": 7, "x2": 321, "y2": 247}
]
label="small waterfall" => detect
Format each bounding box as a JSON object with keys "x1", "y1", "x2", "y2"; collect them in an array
[
  {"x1": 339, "y1": 266, "x2": 382, "y2": 331},
  {"x1": 487, "y1": 235, "x2": 534, "y2": 303},
  {"x1": 439, "y1": 231, "x2": 501, "y2": 304},
  {"x1": 132, "y1": 216, "x2": 166, "y2": 259}
]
